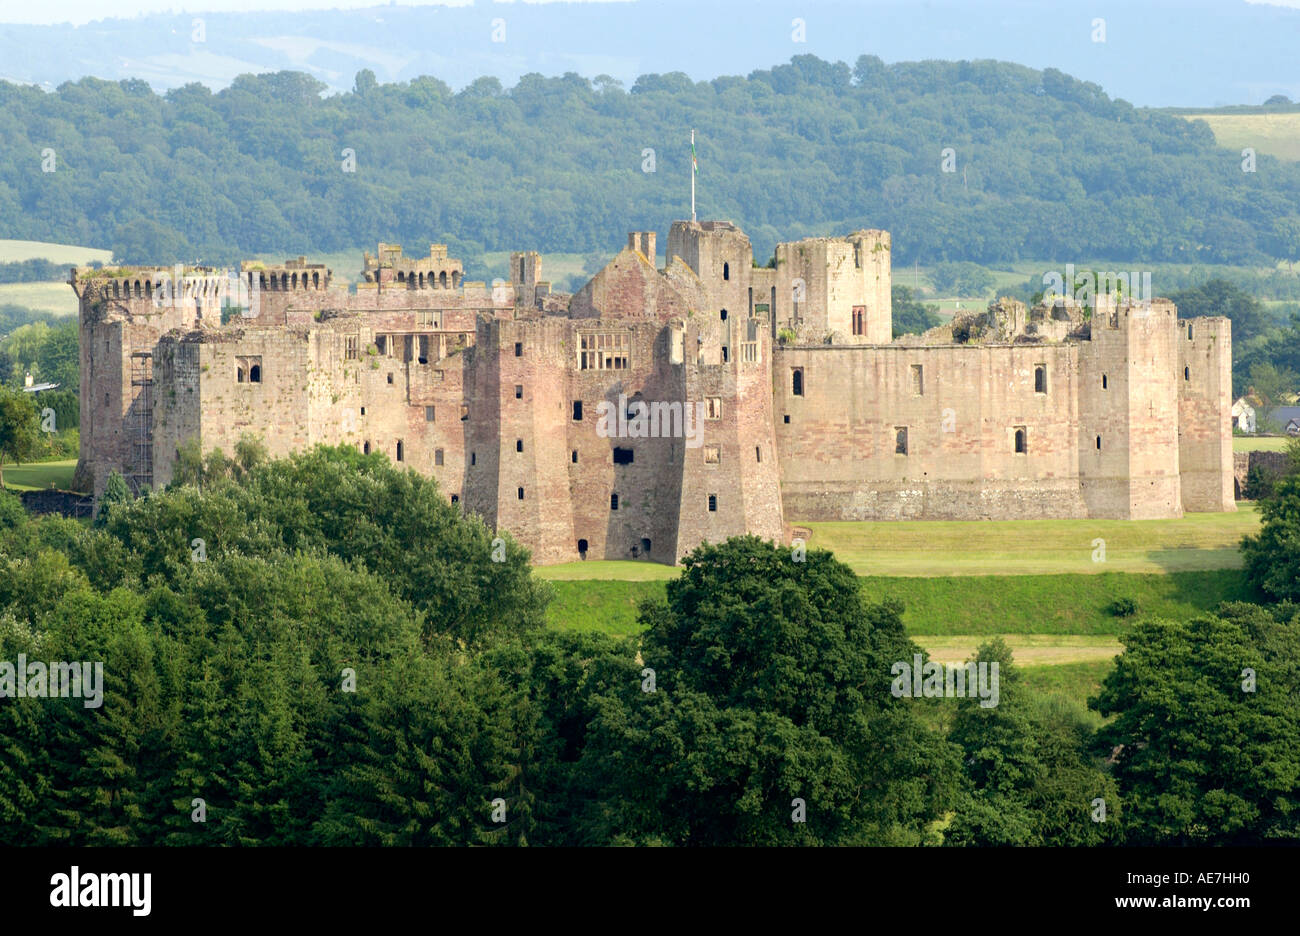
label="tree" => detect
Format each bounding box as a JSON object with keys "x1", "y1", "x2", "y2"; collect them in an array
[
  {"x1": 1242, "y1": 471, "x2": 1300, "y2": 600},
  {"x1": 1169, "y1": 279, "x2": 1270, "y2": 345},
  {"x1": 95, "y1": 471, "x2": 131, "y2": 527},
  {"x1": 1092, "y1": 607, "x2": 1300, "y2": 844},
  {"x1": 0, "y1": 385, "x2": 39, "y2": 487},
  {"x1": 571, "y1": 536, "x2": 958, "y2": 845},
  {"x1": 931, "y1": 261, "x2": 995, "y2": 298},
  {"x1": 892, "y1": 285, "x2": 942, "y2": 337},
  {"x1": 1247, "y1": 361, "x2": 1295, "y2": 414}
]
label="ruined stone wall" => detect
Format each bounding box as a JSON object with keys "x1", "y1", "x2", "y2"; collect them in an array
[
  {"x1": 774, "y1": 343, "x2": 1086, "y2": 520},
  {"x1": 1178, "y1": 316, "x2": 1235, "y2": 512}
]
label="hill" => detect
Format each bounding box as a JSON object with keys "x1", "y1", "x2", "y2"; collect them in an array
[{"x1": 1, "y1": 57, "x2": 1299, "y2": 270}]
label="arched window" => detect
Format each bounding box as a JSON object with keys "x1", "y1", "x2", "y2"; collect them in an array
[
  {"x1": 720, "y1": 309, "x2": 728, "y2": 321},
  {"x1": 363, "y1": 441, "x2": 370, "y2": 454},
  {"x1": 708, "y1": 494, "x2": 717, "y2": 512},
  {"x1": 723, "y1": 262, "x2": 730, "y2": 281},
  {"x1": 1184, "y1": 366, "x2": 1190, "y2": 381},
  {"x1": 1014, "y1": 428, "x2": 1026, "y2": 454},
  {"x1": 792, "y1": 368, "x2": 803, "y2": 396},
  {"x1": 1102, "y1": 374, "x2": 1108, "y2": 389},
  {"x1": 249, "y1": 363, "x2": 261, "y2": 383},
  {"x1": 440, "y1": 271, "x2": 447, "y2": 288}
]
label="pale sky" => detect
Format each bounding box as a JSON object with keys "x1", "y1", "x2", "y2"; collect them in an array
[{"x1": 0, "y1": 0, "x2": 637, "y2": 28}]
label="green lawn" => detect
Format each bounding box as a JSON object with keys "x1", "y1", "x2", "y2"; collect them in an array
[
  {"x1": 544, "y1": 568, "x2": 1253, "y2": 639},
  {"x1": 1234, "y1": 436, "x2": 1290, "y2": 452},
  {"x1": 2, "y1": 458, "x2": 79, "y2": 492},
  {"x1": 535, "y1": 560, "x2": 680, "y2": 581},
  {"x1": 801, "y1": 509, "x2": 1258, "y2": 576}
]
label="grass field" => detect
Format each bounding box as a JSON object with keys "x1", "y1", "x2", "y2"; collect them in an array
[
  {"x1": 544, "y1": 568, "x2": 1254, "y2": 638},
  {"x1": 800, "y1": 509, "x2": 1257, "y2": 576},
  {"x1": 1234, "y1": 435, "x2": 1291, "y2": 452},
  {"x1": 0, "y1": 239, "x2": 111, "y2": 265},
  {"x1": 1181, "y1": 111, "x2": 1300, "y2": 162},
  {"x1": 0, "y1": 282, "x2": 77, "y2": 316},
  {"x1": 2, "y1": 458, "x2": 78, "y2": 492}
]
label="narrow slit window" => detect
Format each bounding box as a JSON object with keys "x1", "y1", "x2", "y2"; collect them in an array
[{"x1": 895, "y1": 427, "x2": 909, "y2": 456}]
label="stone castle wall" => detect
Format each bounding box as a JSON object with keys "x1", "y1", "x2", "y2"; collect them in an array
[{"x1": 71, "y1": 220, "x2": 1236, "y2": 565}]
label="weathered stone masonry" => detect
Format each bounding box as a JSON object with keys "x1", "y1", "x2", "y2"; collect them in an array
[{"x1": 72, "y1": 220, "x2": 1234, "y2": 565}]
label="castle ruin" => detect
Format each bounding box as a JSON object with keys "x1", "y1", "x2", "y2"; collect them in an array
[{"x1": 70, "y1": 220, "x2": 1234, "y2": 564}]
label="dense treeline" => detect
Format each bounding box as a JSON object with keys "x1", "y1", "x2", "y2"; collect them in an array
[
  {"x1": 1, "y1": 444, "x2": 1296, "y2": 845},
  {"x1": 2, "y1": 57, "x2": 1300, "y2": 272}
]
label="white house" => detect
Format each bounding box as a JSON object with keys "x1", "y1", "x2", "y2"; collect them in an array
[{"x1": 1232, "y1": 397, "x2": 1257, "y2": 433}]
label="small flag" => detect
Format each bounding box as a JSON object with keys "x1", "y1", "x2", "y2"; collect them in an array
[{"x1": 692, "y1": 138, "x2": 698, "y2": 175}]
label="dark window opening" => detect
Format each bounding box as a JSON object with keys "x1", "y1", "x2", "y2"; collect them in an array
[
  {"x1": 516, "y1": 439, "x2": 523, "y2": 453},
  {"x1": 708, "y1": 494, "x2": 717, "y2": 512},
  {"x1": 1014, "y1": 428, "x2": 1026, "y2": 454},
  {"x1": 514, "y1": 342, "x2": 523, "y2": 357},
  {"x1": 249, "y1": 364, "x2": 261, "y2": 383},
  {"x1": 723, "y1": 262, "x2": 730, "y2": 281},
  {"x1": 425, "y1": 406, "x2": 435, "y2": 421},
  {"x1": 895, "y1": 427, "x2": 909, "y2": 455},
  {"x1": 1184, "y1": 366, "x2": 1190, "y2": 381},
  {"x1": 363, "y1": 441, "x2": 370, "y2": 454},
  {"x1": 1034, "y1": 366, "x2": 1046, "y2": 394},
  {"x1": 720, "y1": 308, "x2": 728, "y2": 321},
  {"x1": 1102, "y1": 374, "x2": 1108, "y2": 390},
  {"x1": 515, "y1": 385, "x2": 523, "y2": 399},
  {"x1": 722, "y1": 346, "x2": 729, "y2": 363},
  {"x1": 577, "y1": 538, "x2": 588, "y2": 555},
  {"x1": 783, "y1": 414, "x2": 790, "y2": 424},
  {"x1": 756, "y1": 446, "x2": 762, "y2": 462},
  {"x1": 471, "y1": 452, "x2": 476, "y2": 466},
  {"x1": 435, "y1": 449, "x2": 444, "y2": 466},
  {"x1": 610, "y1": 493, "x2": 619, "y2": 511},
  {"x1": 450, "y1": 494, "x2": 459, "y2": 504},
  {"x1": 1188, "y1": 323, "x2": 1194, "y2": 340},
  {"x1": 573, "y1": 400, "x2": 583, "y2": 421},
  {"x1": 1096, "y1": 435, "x2": 1102, "y2": 451},
  {"x1": 396, "y1": 440, "x2": 404, "y2": 462},
  {"x1": 387, "y1": 373, "x2": 394, "y2": 385},
  {"x1": 792, "y1": 368, "x2": 804, "y2": 396},
  {"x1": 641, "y1": 537, "x2": 652, "y2": 554},
  {"x1": 613, "y1": 447, "x2": 633, "y2": 465},
  {"x1": 518, "y1": 487, "x2": 525, "y2": 500},
  {"x1": 360, "y1": 406, "x2": 366, "y2": 416},
  {"x1": 571, "y1": 450, "x2": 578, "y2": 463}
]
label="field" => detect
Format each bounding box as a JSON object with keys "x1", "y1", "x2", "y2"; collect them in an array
[
  {"x1": 800, "y1": 509, "x2": 1257, "y2": 576},
  {"x1": 0, "y1": 282, "x2": 77, "y2": 316},
  {"x1": 1235, "y1": 435, "x2": 1290, "y2": 452},
  {"x1": 0, "y1": 239, "x2": 111, "y2": 265},
  {"x1": 2, "y1": 457, "x2": 78, "y2": 492},
  {"x1": 1180, "y1": 111, "x2": 1300, "y2": 162}
]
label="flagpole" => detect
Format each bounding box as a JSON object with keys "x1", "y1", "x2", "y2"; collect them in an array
[{"x1": 691, "y1": 129, "x2": 696, "y2": 222}]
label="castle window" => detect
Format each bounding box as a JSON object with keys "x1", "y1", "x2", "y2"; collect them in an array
[
  {"x1": 720, "y1": 309, "x2": 728, "y2": 321},
  {"x1": 613, "y1": 447, "x2": 633, "y2": 465},
  {"x1": 418, "y1": 335, "x2": 429, "y2": 364},
  {"x1": 515, "y1": 385, "x2": 523, "y2": 399},
  {"x1": 451, "y1": 494, "x2": 459, "y2": 504},
  {"x1": 376, "y1": 336, "x2": 387, "y2": 355},
  {"x1": 792, "y1": 368, "x2": 804, "y2": 396},
  {"x1": 704, "y1": 445, "x2": 720, "y2": 465},
  {"x1": 756, "y1": 446, "x2": 762, "y2": 463},
  {"x1": 440, "y1": 271, "x2": 447, "y2": 288},
  {"x1": 105, "y1": 393, "x2": 110, "y2": 406},
  {"x1": 852, "y1": 305, "x2": 866, "y2": 336},
  {"x1": 706, "y1": 397, "x2": 722, "y2": 420},
  {"x1": 911, "y1": 364, "x2": 924, "y2": 396},
  {"x1": 577, "y1": 538, "x2": 588, "y2": 555},
  {"x1": 360, "y1": 407, "x2": 366, "y2": 416},
  {"x1": 723, "y1": 262, "x2": 730, "y2": 281},
  {"x1": 641, "y1": 538, "x2": 652, "y2": 554},
  {"x1": 363, "y1": 442, "x2": 370, "y2": 454},
  {"x1": 520, "y1": 258, "x2": 526, "y2": 281},
  {"x1": 1014, "y1": 427, "x2": 1027, "y2": 454},
  {"x1": 1034, "y1": 365, "x2": 1047, "y2": 394},
  {"x1": 1188, "y1": 323, "x2": 1194, "y2": 340},
  {"x1": 610, "y1": 494, "x2": 619, "y2": 511},
  {"x1": 571, "y1": 450, "x2": 578, "y2": 463},
  {"x1": 396, "y1": 440, "x2": 404, "y2": 462},
  {"x1": 516, "y1": 439, "x2": 524, "y2": 453},
  {"x1": 518, "y1": 487, "x2": 525, "y2": 500},
  {"x1": 515, "y1": 342, "x2": 523, "y2": 357},
  {"x1": 895, "y1": 427, "x2": 909, "y2": 456},
  {"x1": 435, "y1": 449, "x2": 444, "y2": 466},
  {"x1": 1184, "y1": 366, "x2": 1190, "y2": 381},
  {"x1": 471, "y1": 452, "x2": 476, "y2": 465},
  {"x1": 708, "y1": 494, "x2": 717, "y2": 512},
  {"x1": 722, "y1": 346, "x2": 729, "y2": 363},
  {"x1": 425, "y1": 406, "x2": 435, "y2": 422},
  {"x1": 387, "y1": 373, "x2": 394, "y2": 385},
  {"x1": 783, "y1": 414, "x2": 790, "y2": 424},
  {"x1": 573, "y1": 400, "x2": 583, "y2": 420},
  {"x1": 579, "y1": 333, "x2": 630, "y2": 370},
  {"x1": 1096, "y1": 435, "x2": 1102, "y2": 451},
  {"x1": 236, "y1": 356, "x2": 262, "y2": 383},
  {"x1": 1102, "y1": 374, "x2": 1108, "y2": 390},
  {"x1": 345, "y1": 336, "x2": 358, "y2": 360}
]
